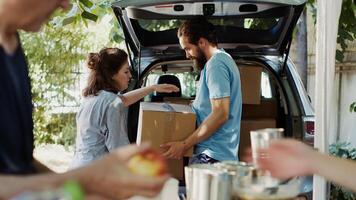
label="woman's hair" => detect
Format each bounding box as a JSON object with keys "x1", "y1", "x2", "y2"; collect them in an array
[{"x1": 83, "y1": 47, "x2": 128, "y2": 97}]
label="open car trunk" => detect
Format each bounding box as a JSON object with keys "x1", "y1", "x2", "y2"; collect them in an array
[{"x1": 113, "y1": 0, "x2": 306, "y2": 59}]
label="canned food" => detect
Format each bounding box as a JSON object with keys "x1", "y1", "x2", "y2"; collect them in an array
[
  {"x1": 215, "y1": 161, "x2": 254, "y2": 177},
  {"x1": 184, "y1": 164, "x2": 232, "y2": 200}
]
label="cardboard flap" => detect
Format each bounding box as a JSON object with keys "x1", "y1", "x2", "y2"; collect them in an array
[{"x1": 140, "y1": 102, "x2": 194, "y2": 113}]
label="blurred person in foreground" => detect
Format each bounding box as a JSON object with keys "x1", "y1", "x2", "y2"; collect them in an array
[
  {"x1": 256, "y1": 139, "x2": 356, "y2": 192},
  {"x1": 0, "y1": 0, "x2": 168, "y2": 199}
]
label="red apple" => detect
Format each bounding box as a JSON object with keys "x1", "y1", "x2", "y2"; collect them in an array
[{"x1": 128, "y1": 149, "x2": 168, "y2": 177}]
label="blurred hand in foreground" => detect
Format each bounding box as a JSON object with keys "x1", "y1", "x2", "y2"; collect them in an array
[
  {"x1": 74, "y1": 143, "x2": 169, "y2": 199},
  {"x1": 256, "y1": 139, "x2": 315, "y2": 179}
]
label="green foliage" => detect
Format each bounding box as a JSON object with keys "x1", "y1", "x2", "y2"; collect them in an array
[
  {"x1": 52, "y1": 0, "x2": 124, "y2": 43},
  {"x1": 336, "y1": 0, "x2": 356, "y2": 62},
  {"x1": 307, "y1": 0, "x2": 356, "y2": 62},
  {"x1": 20, "y1": 25, "x2": 89, "y2": 146},
  {"x1": 138, "y1": 19, "x2": 182, "y2": 32},
  {"x1": 182, "y1": 72, "x2": 198, "y2": 97},
  {"x1": 329, "y1": 142, "x2": 356, "y2": 200},
  {"x1": 351, "y1": 102, "x2": 356, "y2": 113},
  {"x1": 52, "y1": 0, "x2": 114, "y2": 26},
  {"x1": 46, "y1": 113, "x2": 77, "y2": 146},
  {"x1": 306, "y1": 0, "x2": 317, "y2": 25}
]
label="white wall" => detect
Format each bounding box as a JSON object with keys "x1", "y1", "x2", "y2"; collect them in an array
[{"x1": 338, "y1": 71, "x2": 356, "y2": 146}]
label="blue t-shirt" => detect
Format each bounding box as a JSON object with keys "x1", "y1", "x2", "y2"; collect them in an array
[
  {"x1": 192, "y1": 49, "x2": 242, "y2": 161},
  {"x1": 0, "y1": 43, "x2": 35, "y2": 174}
]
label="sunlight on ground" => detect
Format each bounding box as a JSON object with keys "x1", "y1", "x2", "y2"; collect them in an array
[{"x1": 33, "y1": 144, "x2": 74, "y2": 173}]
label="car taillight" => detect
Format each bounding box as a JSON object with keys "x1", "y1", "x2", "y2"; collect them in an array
[
  {"x1": 303, "y1": 117, "x2": 315, "y2": 146},
  {"x1": 305, "y1": 121, "x2": 314, "y2": 135}
]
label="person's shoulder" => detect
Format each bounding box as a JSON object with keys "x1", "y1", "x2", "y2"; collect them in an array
[
  {"x1": 211, "y1": 49, "x2": 231, "y2": 62},
  {"x1": 207, "y1": 50, "x2": 233, "y2": 69},
  {"x1": 96, "y1": 90, "x2": 118, "y2": 101},
  {"x1": 99, "y1": 90, "x2": 117, "y2": 98},
  {"x1": 99, "y1": 90, "x2": 123, "y2": 108}
]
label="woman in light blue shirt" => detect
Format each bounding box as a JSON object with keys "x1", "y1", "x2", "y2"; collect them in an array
[{"x1": 70, "y1": 48, "x2": 179, "y2": 168}]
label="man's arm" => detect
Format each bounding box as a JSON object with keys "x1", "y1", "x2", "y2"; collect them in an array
[
  {"x1": 161, "y1": 97, "x2": 230, "y2": 159},
  {"x1": 184, "y1": 97, "x2": 230, "y2": 148}
]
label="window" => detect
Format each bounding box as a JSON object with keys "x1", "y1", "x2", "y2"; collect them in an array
[
  {"x1": 261, "y1": 71, "x2": 272, "y2": 98},
  {"x1": 144, "y1": 72, "x2": 197, "y2": 99},
  {"x1": 137, "y1": 17, "x2": 280, "y2": 32}
]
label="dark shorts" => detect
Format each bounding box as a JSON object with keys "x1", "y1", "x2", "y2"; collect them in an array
[{"x1": 189, "y1": 153, "x2": 220, "y2": 164}]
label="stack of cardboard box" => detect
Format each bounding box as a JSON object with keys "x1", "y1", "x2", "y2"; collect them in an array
[{"x1": 238, "y1": 66, "x2": 277, "y2": 161}]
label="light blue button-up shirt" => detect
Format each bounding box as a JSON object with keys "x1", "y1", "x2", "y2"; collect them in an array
[
  {"x1": 192, "y1": 49, "x2": 242, "y2": 161},
  {"x1": 70, "y1": 90, "x2": 129, "y2": 168}
]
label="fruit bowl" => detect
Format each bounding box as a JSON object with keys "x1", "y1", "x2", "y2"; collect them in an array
[{"x1": 232, "y1": 168, "x2": 301, "y2": 200}]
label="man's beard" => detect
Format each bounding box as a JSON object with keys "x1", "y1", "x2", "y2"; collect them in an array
[{"x1": 192, "y1": 48, "x2": 207, "y2": 72}]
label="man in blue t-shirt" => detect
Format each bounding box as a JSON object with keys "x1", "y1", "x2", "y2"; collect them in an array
[{"x1": 161, "y1": 18, "x2": 242, "y2": 163}]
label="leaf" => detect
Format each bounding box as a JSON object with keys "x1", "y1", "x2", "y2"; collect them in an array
[
  {"x1": 65, "y1": 3, "x2": 80, "y2": 18},
  {"x1": 81, "y1": 10, "x2": 98, "y2": 22},
  {"x1": 350, "y1": 102, "x2": 356, "y2": 113},
  {"x1": 61, "y1": 16, "x2": 76, "y2": 26},
  {"x1": 113, "y1": 33, "x2": 124, "y2": 43},
  {"x1": 336, "y1": 50, "x2": 344, "y2": 62},
  {"x1": 350, "y1": 149, "x2": 356, "y2": 159},
  {"x1": 79, "y1": 0, "x2": 93, "y2": 8}
]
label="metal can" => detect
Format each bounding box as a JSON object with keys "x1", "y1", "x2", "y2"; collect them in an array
[
  {"x1": 184, "y1": 164, "x2": 232, "y2": 200},
  {"x1": 214, "y1": 161, "x2": 255, "y2": 199}
]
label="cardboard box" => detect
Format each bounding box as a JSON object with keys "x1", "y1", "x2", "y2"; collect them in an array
[
  {"x1": 242, "y1": 99, "x2": 277, "y2": 119},
  {"x1": 166, "y1": 159, "x2": 184, "y2": 180},
  {"x1": 163, "y1": 97, "x2": 194, "y2": 105},
  {"x1": 137, "y1": 102, "x2": 196, "y2": 180},
  {"x1": 239, "y1": 66, "x2": 262, "y2": 105},
  {"x1": 238, "y1": 119, "x2": 276, "y2": 161}
]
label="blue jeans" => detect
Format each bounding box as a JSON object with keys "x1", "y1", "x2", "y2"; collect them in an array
[{"x1": 189, "y1": 153, "x2": 219, "y2": 164}]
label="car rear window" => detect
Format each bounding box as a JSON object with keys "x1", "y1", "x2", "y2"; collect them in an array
[
  {"x1": 261, "y1": 71, "x2": 273, "y2": 98},
  {"x1": 145, "y1": 72, "x2": 197, "y2": 98},
  {"x1": 137, "y1": 18, "x2": 281, "y2": 32},
  {"x1": 143, "y1": 65, "x2": 273, "y2": 101}
]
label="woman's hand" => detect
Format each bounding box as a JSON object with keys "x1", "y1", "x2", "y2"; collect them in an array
[
  {"x1": 153, "y1": 84, "x2": 179, "y2": 93},
  {"x1": 256, "y1": 139, "x2": 316, "y2": 179},
  {"x1": 74, "y1": 144, "x2": 169, "y2": 199}
]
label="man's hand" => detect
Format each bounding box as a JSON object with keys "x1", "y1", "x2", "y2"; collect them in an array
[{"x1": 160, "y1": 141, "x2": 186, "y2": 159}]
